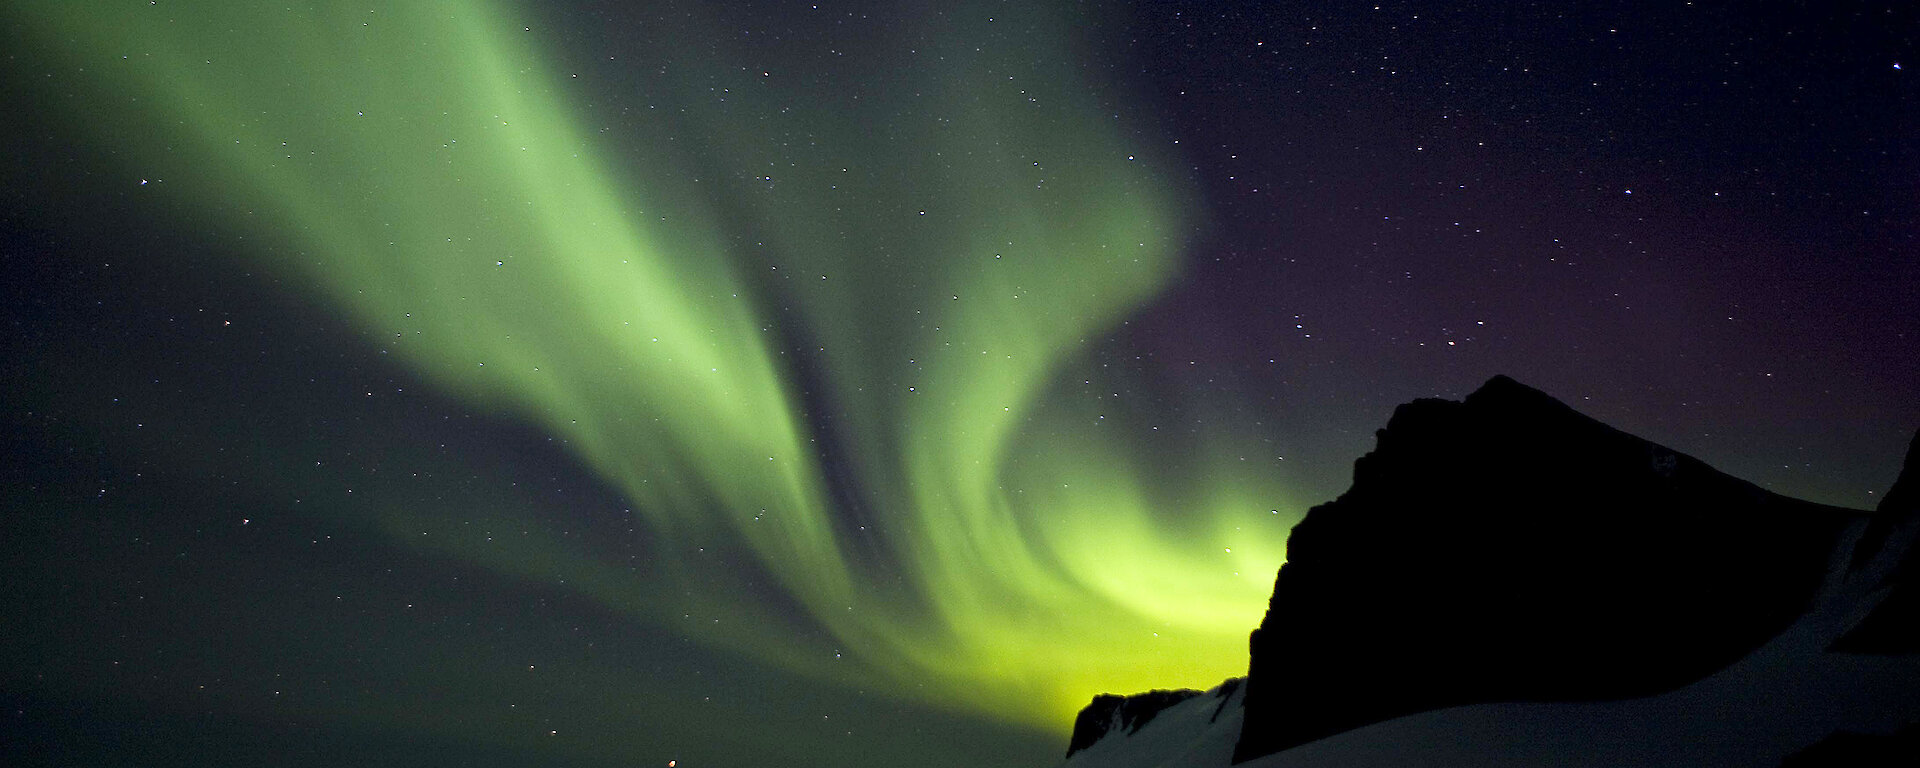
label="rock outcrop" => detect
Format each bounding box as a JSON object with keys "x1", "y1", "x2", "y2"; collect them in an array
[
  {"x1": 1231, "y1": 375, "x2": 1858, "y2": 762},
  {"x1": 1830, "y1": 430, "x2": 1920, "y2": 654},
  {"x1": 1066, "y1": 688, "x2": 1208, "y2": 757}
]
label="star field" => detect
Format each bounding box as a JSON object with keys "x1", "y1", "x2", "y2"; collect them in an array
[{"x1": 2, "y1": 2, "x2": 1915, "y2": 767}]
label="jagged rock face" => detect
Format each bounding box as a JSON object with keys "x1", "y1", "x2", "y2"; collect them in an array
[
  {"x1": 1882, "y1": 431, "x2": 1920, "y2": 514},
  {"x1": 1830, "y1": 429, "x2": 1920, "y2": 654},
  {"x1": 1066, "y1": 688, "x2": 1205, "y2": 758},
  {"x1": 1233, "y1": 375, "x2": 1856, "y2": 763}
]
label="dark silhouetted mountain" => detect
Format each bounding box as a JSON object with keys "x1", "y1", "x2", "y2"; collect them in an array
[
  {"x1": 1880, "y1": 431, "x2": 1920, "y2": 516},
  {"x1": 1066, "y1": 688, "x2": 1207, "y2": 757},
  {"x1": 1230, "y1": 375, "x2": 1858, "y2": 762},
  {"x1": 1830, "y1": 429, "x2": 1920, "y2": 654}
]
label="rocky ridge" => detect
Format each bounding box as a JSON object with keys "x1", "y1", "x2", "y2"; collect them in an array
[{"x1": 1059, "y1": 376, "x2": 1914, "y2": 766}]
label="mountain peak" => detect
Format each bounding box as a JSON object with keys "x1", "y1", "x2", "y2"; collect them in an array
[
  {"x1": 1232, "y1": 377, "x2": 1858, "y2": 761},
  {"x1": 1468, "y1": 372, "x2": 1537, "y2": 400}
]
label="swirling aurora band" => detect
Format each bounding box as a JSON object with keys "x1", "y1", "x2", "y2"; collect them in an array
[{"x1": 14, "y1": 1, "x2": 1299, "y2": 729}]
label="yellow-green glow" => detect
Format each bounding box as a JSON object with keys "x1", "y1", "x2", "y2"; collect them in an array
[{"x1": 15, "y1": 1, "x2": 1299, "y2": 728}]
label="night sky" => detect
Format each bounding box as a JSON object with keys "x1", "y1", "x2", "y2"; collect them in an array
[{"x1": 2, "y1": 2, "x2": 1914, "y2": 767}]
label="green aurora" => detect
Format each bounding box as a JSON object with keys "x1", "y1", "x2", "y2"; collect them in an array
[{"x1": 13, "y1": 0, "x2": 1299, "y2": 734}]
